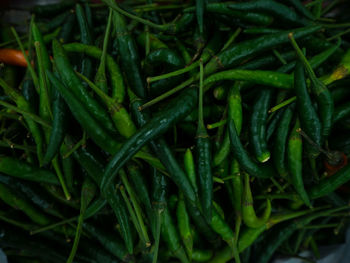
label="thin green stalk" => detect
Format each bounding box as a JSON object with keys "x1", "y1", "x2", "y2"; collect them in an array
[
  {"x1": 152, "y1": 210, "x2": 162, "y2": 263},
  {"x1": 11, "y1": 27, "x2": 39, "y2": 89},
  {"x1": 198, "y1": 59, "x2": 205, "y2": 130},
  {"x1": 0, "y1": 100, "x2": 51, "y2": 128},
  {"x1": 120, "y1": 169, "x2": 151, "y2": 247},
  {"x1": 221, "y1": 27, "x2": 241, "y2": 51},
  {"x1": 273, "y1": 49, "x2": 287, "y2": 65},
  {"x1": 119, "y1": 185, "x2": 147, "y2": 246},
  {"x1": 207, "y1": 119, "x2": 227, "y2": 130},
  {"x1": 327, "y1": 29, "x2": 350, "y2": 41},
  {"x1": 52, "y1": 157, "x2": 71, "y2": 200},
  {"x1": 30, "y1": 217, "x2": 77, "y2": 235},
  {"x1": 302, "y1": 223, "x2": 338, "y2": 229},
  {"x1": 0, "y1": 139, "x2": 36, "y2": 152},
  {"x1": 147, "y1": 62, "x2": 199, "y2": 83},
  {"x1": 101, "y1": 0, "x2": 173, "y2": 32},
  {"x1": 269, "y1": 97, "x2": 296, "y2": 113}
]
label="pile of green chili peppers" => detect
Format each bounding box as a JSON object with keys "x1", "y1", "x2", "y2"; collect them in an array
[{"x1": 1, "y1": 0, "x2": 350, "y2": 262}]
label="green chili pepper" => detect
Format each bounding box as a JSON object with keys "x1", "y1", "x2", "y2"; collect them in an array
[
  {"x1": 196, "y1": 60, "x2": 213, "y2": 223},
  {"x1": 177, "y1": 192, "x2": 193, "y2": 260},
  {"x1": 287, "y1": 118, "x2": 311, "y2": 207},
  {"x1": 294, "y1": 60, "x2": 322, "y2": 158},
  {"x1": 273, "y1": 103, "x2": 295, "y2": 177},
  {"x1": 242, "y1": 173, "x2": 271, "y2": 228},
  {"x1": 58, "y1": 10, "x2": 76, "y2": 44},
  {"x1": 113, "y1": 10, "x2": 146, "y2": 99}
]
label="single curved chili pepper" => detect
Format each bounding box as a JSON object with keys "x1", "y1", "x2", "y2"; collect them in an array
[
  {"x1": 227, "y1": 0, "x2": 310, "y2": 26},
  {"x1": 72, "y1": 145, "x2": 134, "y2": 253},
  {"x1": 228, "y1": 116, "x2": 275, "y2": 178},
  {"x1": 83, "y1": 222, "x2": 133, "y2": 262},
  {"x1": 30, "y1": 0, "x2": 74, "y2": 17},
  {"x1": 0, "y1": 48, "x2": 27, "y2": 67},
  {"x1": 60, "y1": 144, "x2": 74, "y2": 193},
  {"x1": 250, "y1": 88, "x2": 273, "y2": 163},
  {"x1": 184, "y1": 148, "x2": 198, "y2": 194},
  {"x1": 62, "y1": 42, "x2": 125, "y2": 103},
  {"x1": 52, "y1": 40, "x2": 117, "y2": 135},
  {"x1": 204, "y1": 69, "x2": 293, "y2": 90},
  {"x1": 294, "y1": 60, "x2": 322, "y2": 158},
  {"x1": 76, "y1": 4, "x2": 94, "y2": 82},
  {"x1": 145, "y1": 48, "x2": 185, "y2": 97},
  {"x1": 242, "y1": 173, "x2": 271, "y2": 228},
  {"x1": 196, "y1": 60, "x2": 213, "y2": 223},
  {"x1": 58, "y1": 10, "x2": 76, "y2": 44},
  {"x1": 42, "y1": 86, "x2": 67, "y2": 165},
  {"x1": 67, "y1": 177, "x2": 97, "y2": 263},
  {"x1": 47, "y1": 71, "x2": 120, "y2": 154},
  {"x1": 309, "y1": 163, "x2": 350, "y2": 199},
  {"x1": 189, "y1": 3, "x2": 273, "y2": 26},
  {"x1": 205, "y1": 25, "x2": 321, "y2": 75},
  {"x1": 0, "y1": 156, "x2": 58, "y2": 184},
  {"x1": 273, "y1": 104, "x2": 295, "y2": 177},
  {"x1": 288, "y1": 118, "x2": 312, "y2": 207},
  {"x1": 113, "y1": 10, "x2": 146, "y2": 99},
  {"x1": 101, "y1": 87, "x2": 197, "y2": 198},
  {"x1": 177, "y1": 192, "x2": 193, "y2": 260},
  {"x1": 161, "y1": 205, "x2": 190, "y2": 263},
  {"x1": 39, "y1": 11, "x2": 70, "y2": 33}
]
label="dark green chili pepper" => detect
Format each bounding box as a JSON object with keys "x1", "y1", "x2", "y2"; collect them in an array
[
  {"x1": 0, "y1": 156, "x2": 58, "y2": 184},
  {"x1": 83, "y1": 222, "x2": 133, "y2": 262},
  {"x1": 205, "y1": 25, "x2": 321, "y2": 75},
  {"x1": 52, "y1": 39, "x2": 117, "y2": 135},
  {"x1": 161, "y1": 206, "x2": 190, "y2": 263},
  {"x1": 287, "y1": 119, "x2": 311, "y2": 207},
  {"x1": 177, "y1": 192, "x2": 193, "y2": 260},
  {"x1": 242, "y1": 173, "x2": 271, "y2": 228},
  {"x1": 250, "y1": 88, "x2": 273, "y2": 163},
  {"x1": 113, "y1": 10, "x2": 146, "y2": 99},
  {"x1": 30, "y1": 0, "x2": 74, "y2": 17},
  {"x1": 184, "y1": 148, "x2": 198, "y2": 194},
  {"x1": 266, "y1": 107, "x2": 286, "y2": 142},
  {"x1": 101, "y1": 87, "x2": 197, "y2": 199},
  {"x1": 228, "y1": 116, "x2": 275, "y2": 179},
  {"x1": 76, "y1": 4, "x2": 94, "y2": 81},
  {"x1": 47, "y1": 71, "x2": 120, "y2": 154},
  {"x1": 196, "y1": 0, "x2": 205, "y2": 36},
  {"x1": 273, "y1": 104, "x2": 295, "y2": 177},
  {"x1": 227, "y1": 0, "x2": 310, "y2": 26},
  {"x1": 294, "y1": 60, "x2": 322, "y2": 158},
  {"x1": 42, "y1": 88, "x2": 67, "y2": 165},
  {"x1": 309, "y1": 163, "x2": 350, "y2": 199},
  {"x1": 20, "y1": 70, "x2": 38, "y2": 113},
  {"x1": 191, "y1": 3, "x2": 274, "y2": 26},
  {"x1": 196, "y1": 60, "x2": 213, "y2": 223}
]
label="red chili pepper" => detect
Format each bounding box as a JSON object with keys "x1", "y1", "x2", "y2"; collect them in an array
[{"x1": 0, "y1": 48, "x2": 28, "y2": 67}]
